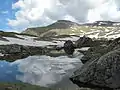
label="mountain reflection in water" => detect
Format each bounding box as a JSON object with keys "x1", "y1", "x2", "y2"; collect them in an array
[{"x1": 0, "y1": 54, "x2": 83, "y2": 87}]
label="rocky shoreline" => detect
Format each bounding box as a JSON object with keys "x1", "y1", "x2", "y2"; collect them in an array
[
  {"x1": 0, "y1": 44, "x2": 51, "y2": 61},
  {"x1": 1, "y1": 35, "x2": 120, "y2": 90},
  {"x1": 70, "y1": 37, "x2": 120, "y2": 89}
]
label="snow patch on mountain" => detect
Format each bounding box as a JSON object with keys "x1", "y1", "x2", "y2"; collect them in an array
[{"x1": 0, "y1": 35, "x2": 64, "y2": 47}]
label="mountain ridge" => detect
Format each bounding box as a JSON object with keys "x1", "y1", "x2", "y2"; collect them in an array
[
  {"x1": 22, "y1": 20, "x2": 120, "y2": 37},
  {"x1": 22, "y1": 20, "x2": 79, "y2": 36}
]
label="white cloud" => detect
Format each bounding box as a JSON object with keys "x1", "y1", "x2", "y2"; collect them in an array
[
  {"x1": 87, "y1": 0, "x2": 120, "y2": 22},
  {"x1": 8, "y1": 0, "x2": 120, "y2": 31}
]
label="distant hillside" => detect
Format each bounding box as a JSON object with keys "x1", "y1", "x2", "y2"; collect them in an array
[
  {"x1": 0, "y1": 31, "x2": 36, "y2": 38},
  {"x1": 22, "y1": 20, "x2": 80, "y2": 36},
  {"x1": 21, "y1": 20, "x2": 120, "y2": 38},
  {"x1": 83, "y1": 21, "x2": 120, "y2": 26}
]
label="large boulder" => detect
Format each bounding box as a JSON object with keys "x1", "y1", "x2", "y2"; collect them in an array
[
  {"x1": 70, "y1": 49, "x2": 120, "y2": 89},
  {"x1": 80, "y1": 45, "x2": 108, "y2": 64},
  {"x1": 63, "y1": 40, "x2": 76, "y2": 55},
  {"x1": 75, "y1": 36, "x2": 93, "y2": 48},
  {"x1": 107, "y1": 37, "x2": 120, "y2": 51}
]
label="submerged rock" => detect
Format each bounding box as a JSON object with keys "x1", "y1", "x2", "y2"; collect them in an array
[{"x1": 70, "y1": 49, "x2": 120, "y2": 89}]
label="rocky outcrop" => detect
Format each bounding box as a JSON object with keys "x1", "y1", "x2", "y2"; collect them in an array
[
  {"x1": 75, "y1": 36, "x2": 93, "y2": 48},
  {"x1": 0, "y1": 44, "x2": 49, "y2": 61},
  {"x1": 55, "y1": 36, "x2": 107, "y2": 56},
  {"x1": 107, "y1": 37, "x2": 120, "y2": 51},
  {"x1": 70, "y1": 37, "x2": 120, "y2": 89},
  {"x1": 70, "y1": 49, "x2": 120, "y2": 89},
  {"x1": 80, "y1": 45, "x2": 108, "y2": 64},
  {"x1": 80, "y1": 37, "x2": 120, "y2": 64}
]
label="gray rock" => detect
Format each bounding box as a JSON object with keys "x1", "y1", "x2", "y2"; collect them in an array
[
  {"x1": 0, "y1": 44, "x2": 22, "y2": 54},
  {"x1": 80, "y1": 37, "x2": 120, "y2": 64},
  {"x1": 80, "y1": 45, "x2": 108, "y2": 64},
  {"x1": 107, "y1": 37, "x2": 120, "y2": 51},
  {"x1": 63, "y1": 40, "x2": 76, "y2": 55},
  {"x1": 0, "y1": 44, "x2": 49, "y2": 61},
  {"x1": 75, "y1": 36, "x2": 93, "y2": 48},
  {"x1": 70, "y1": 49, "x2": 120, "y2": 89}
]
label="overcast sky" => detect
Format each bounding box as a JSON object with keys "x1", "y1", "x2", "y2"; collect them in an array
[{"x1": 1, "y1": 0, "x2": 120, "y2": 32}]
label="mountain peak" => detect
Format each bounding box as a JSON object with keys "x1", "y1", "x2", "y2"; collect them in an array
[
  {"x1": 22, "y1": 20, "x2": 80, "y2": 36},
  {"x1": 56, "y1": 20, "x2": 79, "y2": 25},
  {"x1": 48, "y1": 20, "x2": 79, "y2": 29}
]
